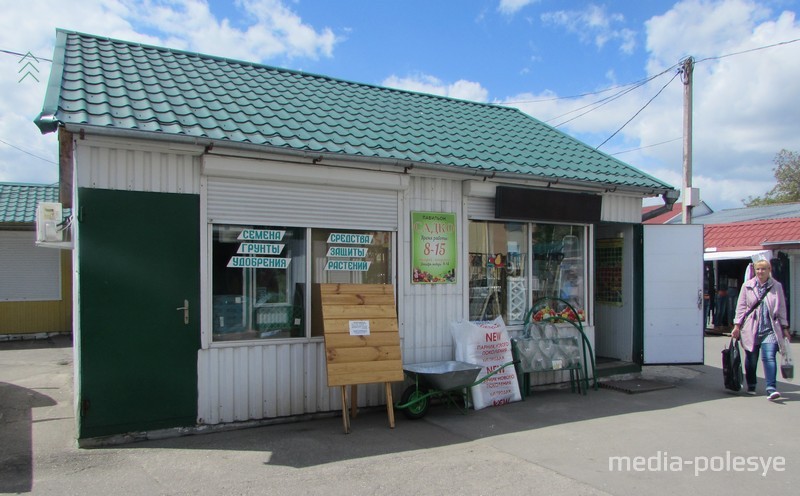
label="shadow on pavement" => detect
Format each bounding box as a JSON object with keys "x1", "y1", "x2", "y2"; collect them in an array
[
  {"x1": 0, "y1": 382, "x2": 57, "y2": 493},
  {"x1": 107, "y1": 360, "x2": 799, "y2": 469}
]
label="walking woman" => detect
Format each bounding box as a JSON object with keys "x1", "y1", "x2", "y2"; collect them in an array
[{"x1": 731, "y1": 259, "x2": 791, "y2": 400}]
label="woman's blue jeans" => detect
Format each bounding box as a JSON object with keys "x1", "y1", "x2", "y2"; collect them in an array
[{"x1": 744, "y1": 341, "x2": 779, "y2": 392}]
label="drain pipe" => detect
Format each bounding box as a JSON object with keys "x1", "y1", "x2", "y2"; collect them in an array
[{"x1": 642, "y1": 189, "x2": 680, "y2": 222}]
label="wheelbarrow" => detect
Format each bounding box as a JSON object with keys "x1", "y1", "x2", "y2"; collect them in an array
[{"x1": 395, "y1": 360, "x2": 517, "y2": 419}]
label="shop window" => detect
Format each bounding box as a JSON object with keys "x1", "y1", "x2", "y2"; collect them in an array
[
  {"x1": 310, "y1": 229, "x2": 393, "y2": 335},
  {"x1": 211, "y1": 225, "x2": 306, "y2": 341},
  {"x1": 468, "y1": 221, "x2": 528, "y2": 324},
  {"x1": 531, "y1": 223, "x2": 586, "y2": 320}
]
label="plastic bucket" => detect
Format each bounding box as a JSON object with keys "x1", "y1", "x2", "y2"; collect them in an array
[{"x1": 781, "y1": 364, "x2": 794, "y2": 380}]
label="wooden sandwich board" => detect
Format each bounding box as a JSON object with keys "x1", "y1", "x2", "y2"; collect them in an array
[{"x1": 317, "y1": 283, "x2": 403, "y2": 433}]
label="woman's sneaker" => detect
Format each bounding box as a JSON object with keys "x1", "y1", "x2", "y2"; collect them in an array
[
  {"x1": 768, "y1": 390, "x2": 781, "y2": 400},
  {"x1": 746, "y1": 389, "x2": 757, "y2": 395}
]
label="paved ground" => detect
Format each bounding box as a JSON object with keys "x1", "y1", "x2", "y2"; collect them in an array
[{"x1": 1, "y1": 334, "x2": 798, "y2": 496}]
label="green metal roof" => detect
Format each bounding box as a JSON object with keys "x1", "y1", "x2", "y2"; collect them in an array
[
  {"x1": 0, "y1": 182, "x2": 59, "y2": 224},
  {"x1": 35, "y1": 29, "x2": 673, "y2": 193}
]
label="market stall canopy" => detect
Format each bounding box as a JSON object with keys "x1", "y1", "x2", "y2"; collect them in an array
[
  {"x1": 34, "y1": 29, "x2": 674, "y2": 197},
  {"x1": 704, "y1": 218, "x2": 800, "y2": 256},
  {"x1": 704, "y1": 249, "x2": 772, "y2": 261}
]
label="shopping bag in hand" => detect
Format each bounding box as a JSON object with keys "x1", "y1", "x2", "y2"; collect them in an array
[
  {"x1": 781, "y1": 337, "x2": 794, "y2": 380},
  {"x1": 722, "y1": 338, "x2": 743, "y2": 391}
]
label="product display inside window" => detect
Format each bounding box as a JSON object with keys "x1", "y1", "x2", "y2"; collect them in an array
[
  {"x1": 211, "y1": 225, "x2": 394, "y2": 342},
  {"x1": 530, "y1": 223, "x2": 586, "y2": 322},
  {"x1": 310, "y1": 229, "x2": 393, "y2": 335},
  {"x1": 311, "y1": 230, "x2": 392, "y2": 285},
  {"x1": 212, "y1": 225, "x2": 306, "y2": 341},
  {"x1": 468, "y1": 222, "x2": 528, "y2": 324},
  {"x1": 468, "y1": 221, "x2": 588, "y2": 326}
]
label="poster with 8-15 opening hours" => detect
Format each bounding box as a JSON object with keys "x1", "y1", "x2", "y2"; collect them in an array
[{"x1": 411, "y1": 211, "x2": 457, "y2": 284}]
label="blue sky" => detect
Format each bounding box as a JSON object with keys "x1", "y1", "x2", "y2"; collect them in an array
[{"x1": 1, "y1": 0, "x2": 800, "y2": 210}]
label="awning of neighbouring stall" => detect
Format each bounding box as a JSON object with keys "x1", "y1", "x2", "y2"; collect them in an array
[
  {"x1": 704, "y1": 218, "x2": 800, "y2": 256},
  {"x1": 704, "y1": 249, "x2": 772, "y2": 261}
]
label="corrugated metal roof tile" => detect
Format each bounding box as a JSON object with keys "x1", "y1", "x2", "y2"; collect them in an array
[
  {"x1": 0, "y1": 183, "x2": 62, "y2": 224},
  {"x1": 35, "y1": 30, "x2": 674, "y2": 192}
]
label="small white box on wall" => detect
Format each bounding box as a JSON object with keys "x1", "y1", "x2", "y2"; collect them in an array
[
  {"x1": 684, "y1": 187, "x2": 701, "y2": 207},
  {"x1": 36, "y1": 202, "x2": 62, "y2": 243}
]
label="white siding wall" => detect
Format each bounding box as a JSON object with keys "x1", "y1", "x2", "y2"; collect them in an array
[
  {"x1": 73, "y1": 138, "x2": 627, "y2": 424},
  {"x1": 601, "y1": 194, "x2": 644, "y2": 223},
  {"x1": 75, "y1": 140, "x2": 201, "y2": 193},
  {"x1": 197, "y1": 341, "x2": 392, "y2": 424},
  {"x1": 198, "y1": 160, "x2": 403, "y2": 425},
  {"x1": 399, "y1": 176, "x2": 465, "y2": 364}
]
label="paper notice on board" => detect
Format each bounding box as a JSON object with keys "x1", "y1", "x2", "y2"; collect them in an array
[{"x1": 349, "y1": 320, "x2": 370, "y2": 336}]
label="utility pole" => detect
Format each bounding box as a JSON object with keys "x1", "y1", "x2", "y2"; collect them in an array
[{"x1": 681, "y1": 56, "x2": 694, "y2": 225}]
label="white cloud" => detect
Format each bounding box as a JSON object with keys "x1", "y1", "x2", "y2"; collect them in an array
[
  {"x1": 541, "y1": 4, "x2": 637, "y2": 54},
  {"x1": 0, "y1": 0, "x2": 338, "y2": 185},
  {"x1": 123, "y1": 0, "x2": 337, "y2": 60},
  {"x1": 498, "y1": 0, "x2": 540, "y2": 16},
  {"x1": 383, "y1": 74, "x2": 490, "y2": 102},
  {"x1": 504, "y1": 0, "x2": 800, "y2": 210}
]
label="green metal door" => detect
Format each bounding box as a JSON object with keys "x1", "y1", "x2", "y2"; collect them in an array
[{"x1": 77, "y1": 188, "x2": 200, "y2": 438}]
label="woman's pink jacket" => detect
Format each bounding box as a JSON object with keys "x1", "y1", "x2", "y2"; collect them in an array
[{"x1": 734, "y1": 277, "x2": 789, "y2": 353}]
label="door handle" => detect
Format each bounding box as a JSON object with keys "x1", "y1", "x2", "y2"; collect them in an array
[
  {"x1": 697, "y1": 290, "x2": 703, "y2": 310},
  {"x1": 176, "y1": 299, "x2": 189, "y2": 325}
]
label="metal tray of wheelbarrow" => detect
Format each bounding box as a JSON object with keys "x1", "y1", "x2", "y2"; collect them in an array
[{"x1": 403, "y1": 361, "x2": 484, "y2": 391}]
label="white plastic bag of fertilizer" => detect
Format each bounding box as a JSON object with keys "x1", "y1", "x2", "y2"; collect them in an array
[{"x1": 450, "y1": 316, "x2": 521, "y2": 410}]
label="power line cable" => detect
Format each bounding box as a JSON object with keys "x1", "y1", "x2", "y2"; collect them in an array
[
  {"x1": 548, "y1": 63, "x2": 683, "y2": 126},
  {"x1": 0, "y1": 138, "x2": 58, "y2": 165},
  {"x1": 610, "y1": 137, "x2": 682, "y2": 156},
  {"x1": 502, "y1": 37, "x2": 798, "y2": 110},
  {"x1": 696, "y1": 37, "x2": 800, "y2": 63},
  {"x1": 596, "y1": 70, "x2": 680, "y2": 150},
  {"x1": 550, "y1": 38, "x2": 799, "y2": 150},
  {"x1": 550, "y1": 76, "x2": 653, "y2": 127},
  {"x1": 0, "y1": 48, "x2": 52, "y2": 62}
]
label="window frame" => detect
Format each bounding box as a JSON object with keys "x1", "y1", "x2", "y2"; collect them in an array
[
  {"x1": 208, "y1": 223, "x2": 396, "y2": 346},
  {"x1": 467, "y1": 219, "x2": 591, "y2": 328}
]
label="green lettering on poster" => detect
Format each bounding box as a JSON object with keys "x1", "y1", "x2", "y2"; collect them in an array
[{"x1": 411, "y1": 211, "x2": 457, "y2": 284}]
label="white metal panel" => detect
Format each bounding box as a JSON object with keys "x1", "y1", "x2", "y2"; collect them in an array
[
  {"x1": 75, "y1": 142, "x2": 201, "y2": 194},
  {"x1": 0, "y1": 231, "x2": 61, "y2": 301},
  {"x1": 207, "y1": 177, "x2": 398, "y2": 230},
  {"x1": 704, "y1": 249, "x2": 772, "y2": 261},
  {"x1": 601, "y1": 194, "x2": 643, "y2": 223},
  {"x1": 644, "y1": 224, "x2": 704, "y2": 364},
  {"x1": 197, "y1": 341, "x2": 387, "y2": 425},
  {"x1": 400, "y1": 176, "x2": 465, "y2": 364},
  {"x1": 466, "y1": 196, "x2": 495, "y2": 219}
]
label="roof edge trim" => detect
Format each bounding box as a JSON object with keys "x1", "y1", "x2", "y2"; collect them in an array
[
  {"x1": 63, "y1": 123, "x2": 673, "y2": 197},
  {"x1": 34, "y1": 29, "x2": 68, "y2": 134}
]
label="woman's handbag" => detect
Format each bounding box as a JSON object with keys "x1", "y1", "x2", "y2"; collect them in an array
[{"x1": 781, "y1": 337, "x2": 794, "y2": 380}]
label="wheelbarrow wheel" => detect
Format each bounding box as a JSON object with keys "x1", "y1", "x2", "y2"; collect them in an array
[{"x1": 400, "y1": 385, "x2": 429, "y2": 420}]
